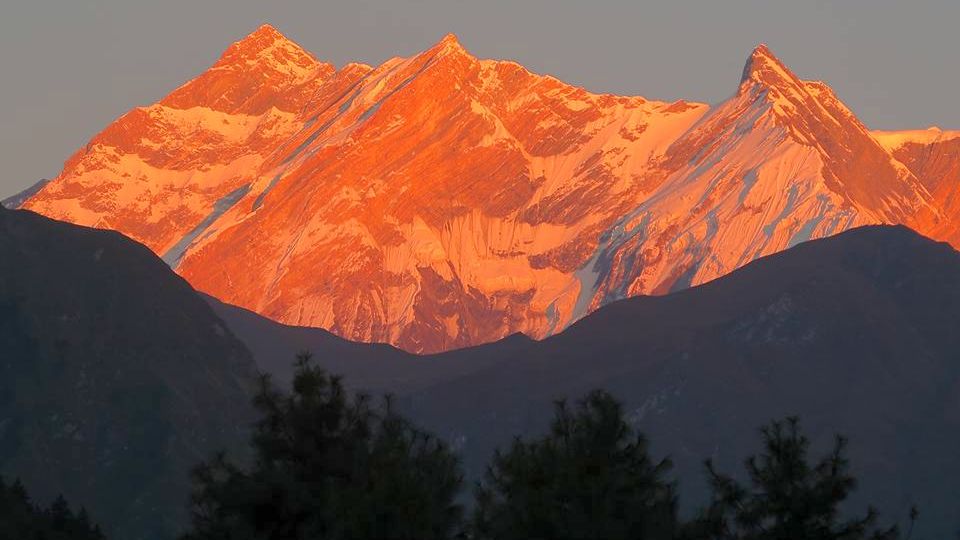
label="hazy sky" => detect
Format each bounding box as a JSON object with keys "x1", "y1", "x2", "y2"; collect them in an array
[{"x1": 2, "y1": 0, "x2": 958, "y2": 196}]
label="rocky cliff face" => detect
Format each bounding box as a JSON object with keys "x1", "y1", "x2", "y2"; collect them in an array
[{"x1": 23, "y1": 27, "x2": 960, "y2": 352}]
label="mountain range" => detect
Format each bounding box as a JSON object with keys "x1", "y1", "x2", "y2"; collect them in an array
[{"x1": 16, "y1": 25, "x2": 960, "y2": 353}]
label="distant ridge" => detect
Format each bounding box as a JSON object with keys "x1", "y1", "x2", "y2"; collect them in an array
[{"x1": 2, "y1": 178, "x2": 49, "y2": 209}]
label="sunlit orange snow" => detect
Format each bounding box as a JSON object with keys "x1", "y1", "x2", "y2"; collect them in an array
[{"x1": 23, "y1": 26, "x2": 960, "y2": 353}]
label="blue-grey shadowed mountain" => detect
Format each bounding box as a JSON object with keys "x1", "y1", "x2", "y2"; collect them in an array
[
  {"x1": 0, "y1": 207, "x2": 258, "y2": 540},
  {"x1": 204, "y1": 293, "x2": 529, "y2": 393},
  {"x1": 213, "y1": 225, "x2": 960, "y2": 539},
  {"x1": 1, "y1": 179, "x2": 49, "y2": 209}
]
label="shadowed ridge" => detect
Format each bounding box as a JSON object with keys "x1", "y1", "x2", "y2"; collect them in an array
[
  {"x1": 0, "y1": 207, "x2": 258, "y2": 540},
  {"x1": 395, "y1": 224, "x2": 960, "y2": 539}
]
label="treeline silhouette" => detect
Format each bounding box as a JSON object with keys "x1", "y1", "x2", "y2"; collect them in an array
[
  {"x1": 0, "y1": 352, "x2": 915, "y2": 539},
  {"x1": 0, "y1": 476, "x2": 105, "y2": 539},
  {"x1": 178, "y1": 353, "x2": 913, "y2": 540}
]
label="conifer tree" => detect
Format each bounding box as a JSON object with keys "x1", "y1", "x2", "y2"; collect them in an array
[
  {"x1": 48, "y1": 494, "x2": 72, "y2": 530},
  {"x1": 686, "y1": 416, "x2": 901, "y2": 540},
  {"x1": 473, "y1": 390, "x2": 677, "y2": 540},
  {"x1": 181, "y1": 352, "x2": 464, "y2": 540},
  {"x1": 0, "y1": 476, "x2": 105, "y2": 539}
]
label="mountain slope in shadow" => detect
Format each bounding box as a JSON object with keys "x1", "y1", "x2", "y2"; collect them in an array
[
  {"x1": 215, "y1": 225, "x2": 960, "y2": 537},
  {"x1": 205, "y1": 292, "x2": 528, "y2": 393},
  {"x1": 406, "y1": 225, "x2": 960, "y2": 538},
  {"x1": 0, "y1": 207, "x2": 258, "y2": 540}
]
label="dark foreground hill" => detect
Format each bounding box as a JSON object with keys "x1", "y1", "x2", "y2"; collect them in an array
[
  {"x1": 0, "y1": 208, "x2": 257, "y2": 540},
  {"x1": 407, "y1": 225, "x2": 960, "y2": 538},
  {"x1": 216, "y1": 225, "x2": 960, "y2": 538},
  {"x1": 205, "y1": 294, "x2": 526, "y2": 393}
]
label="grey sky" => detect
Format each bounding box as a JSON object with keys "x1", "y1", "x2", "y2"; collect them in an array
[{"x1": 2, "y1": 0, "x2": 957, "y2": 196}]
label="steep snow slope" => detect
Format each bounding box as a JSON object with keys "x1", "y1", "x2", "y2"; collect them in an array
[
  {"x1": 171, "y1": 34, "x2": 710, "y2": 353},
  {"x1": 26, "y1": 27, "x2": 710, "y2": 352},
  {"x1": 23, "y1": 29, "x2": 957, "y2": 352},
  {"x1": 579, "y1": 45, "x2": 942, "y2": 311},
  {"x1": 25, "y1": 25, "x2": 334, "y2": 254}
]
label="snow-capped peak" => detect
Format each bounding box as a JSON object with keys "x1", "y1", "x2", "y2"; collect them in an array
[
  {"x1": 425, "y1": 32, "x2": 472, "y2": 60},
  {"x1": 246, "y1": 23, "x2": 285, "y2": 41},
  {"x1": 739, "y1": 43, "x2": 803, "y2": 93},
  {"x1": 153, "y1": 23, "x2": 334, "y2": 114},
  {"x1": 213, "y1": 23, "x2": 322, "y2": 78},
  {"x1": 232, "y1": 23, "x2": 296, "y2": 54},
  {"x1": 734, "y1": 44, "x2": 866, "y2": 135}
]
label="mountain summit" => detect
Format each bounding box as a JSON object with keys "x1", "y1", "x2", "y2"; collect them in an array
[
  {"x1": 740, "y1": 43, "x2": 795, "y2": 86},
  {"x1": 431, "y1": 32, "x2": 469, "y2": 56},
  {"x1": 21, "y1": 32, "x2": 960, "y2": 352},
  {"x1": 233, "y1": 23, "x2": 294, "y2": 51},
  {"x1": 209, "y1": 23, "x2": 325, "y2": 81},
  {"x1": 163, "y1": 23, "x2": 332, "y2": 114}
]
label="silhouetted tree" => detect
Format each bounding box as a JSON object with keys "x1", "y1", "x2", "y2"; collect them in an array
[
  {"x1": 685, "y1": 416, "x2": 901, "y2": 540},
  {"x1": 181, "y1": 352, "x2": 464, "y2": 540},
  {"x1": 48, "y1": 494, "x2": 71, "y2": 529},
  {"x1": 473, "y1": 390, "x2": 677, "y2": 540},
  {"x1": 0, "y1": 476, "x2": 105, "y2": 539}
]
